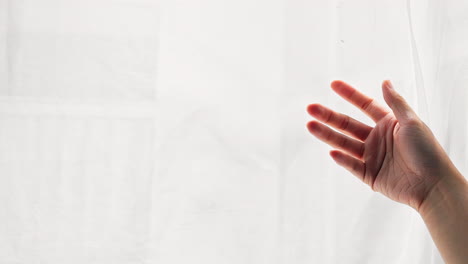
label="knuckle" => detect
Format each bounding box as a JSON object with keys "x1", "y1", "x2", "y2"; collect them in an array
[
  {"x1": 324, "y1": 130, "x2": 333, "y2": 141},
  {"x1": 339, "y1": 136, "x2": 348, "y2": 149},
  {"x1": 339, "y1": 115, "x2": 350, "y2": 130},
  {"x1": 324, "y1": 110, "x2": 333, "y2": 123},
  {"x1": 360, "y1": 98, "x2": 374, "y2": 111}
]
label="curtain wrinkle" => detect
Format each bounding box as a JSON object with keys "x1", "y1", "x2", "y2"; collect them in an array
[{"x1": 406, "y1": 0, "x2": 430, "y2": 124}]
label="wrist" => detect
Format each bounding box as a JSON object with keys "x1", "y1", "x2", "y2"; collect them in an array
[
  {"x1": 416, "y1": 168, "x2": 468, "y2": 264},
  {"x1": 418, "y1": 168, "x2": 468, "y2": 218}
]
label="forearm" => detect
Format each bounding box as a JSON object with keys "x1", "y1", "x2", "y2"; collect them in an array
[{"x1": 418, "y1": 168, "x2": 468, "y2": 264}]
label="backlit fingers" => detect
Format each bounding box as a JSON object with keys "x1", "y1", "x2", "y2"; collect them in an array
[
  {"x1": 330, "y1": 150, "x2": 366, "y2": 182},
  {"x1": 330, "y1": 80, "x2": 390, "y2": 123},
  {"x1": 307, "y1": 103, "x2": 372, "y2": 141},
  {"x1": 307, "y1": 121, "x2": 365, "y2": 160}
]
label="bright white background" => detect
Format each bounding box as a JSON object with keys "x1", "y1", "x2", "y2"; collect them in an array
[{"x1": 0, "y1": 0, "x2": 466, "y2": 263}]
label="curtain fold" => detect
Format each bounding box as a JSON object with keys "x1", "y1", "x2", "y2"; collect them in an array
[{"x1": 0, "y1": 0, "x2": 464, "y2": 263}]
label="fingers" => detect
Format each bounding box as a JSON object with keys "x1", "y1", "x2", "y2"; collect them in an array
[
  {"x1": 307, "y1": 103, "x2": 373, "y2": 141},
  {"x1": 331, "y1": 80, "x2": 390, "y2": 123},
  {"x1": 382, "y1": 80, "x2": 419, "y2": 124},
  {"x1": 307, "y1": 121, "x2": 365, "y2": 159},
  {"x1": 329, "y1": 150, "x2": 366, "y2": 182}
]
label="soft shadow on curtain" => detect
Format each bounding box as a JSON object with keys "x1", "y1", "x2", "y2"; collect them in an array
[{"x1": 0, "y1": 0, "x2": 465, "y2": 263}]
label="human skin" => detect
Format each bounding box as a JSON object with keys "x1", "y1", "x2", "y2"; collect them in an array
[{"x1": 306, "y1": 80, "x2": 468, "y2": 264}]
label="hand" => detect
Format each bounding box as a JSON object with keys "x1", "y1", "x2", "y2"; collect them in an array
[{"x1": 306, "y1": 80, "x2": 459, "y2": 211}]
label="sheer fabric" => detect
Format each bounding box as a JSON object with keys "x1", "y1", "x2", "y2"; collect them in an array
[{"x1": 0, "y1": 0, "x2": 465, "y2": 263}]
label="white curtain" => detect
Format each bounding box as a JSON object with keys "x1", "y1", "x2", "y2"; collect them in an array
[{"x1": 0, "y1": 0, "x2": 465, "y2": 263}]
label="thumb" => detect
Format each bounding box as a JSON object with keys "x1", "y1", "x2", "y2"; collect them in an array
[{"x1": 382, "y1": 80, "x2": 418, "y2": 124}]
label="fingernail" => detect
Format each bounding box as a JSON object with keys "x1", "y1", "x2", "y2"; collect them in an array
[{"x1": 385, "y1": 80, "x2": 394, "y2": 90}]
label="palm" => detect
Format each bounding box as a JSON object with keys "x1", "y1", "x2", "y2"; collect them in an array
[
  {"x1": 362, "y1": 115, "x2": 398, "y2": 190},
  {"x1": 363, "y1": 115, "x2": 415, "y2": 205},
  {"x1": 307, "y1": 80, "x2": 446, "y2": 210}
]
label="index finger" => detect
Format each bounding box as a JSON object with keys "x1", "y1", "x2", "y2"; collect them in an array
[{"x1": 330, "y1": 80, "x2": 390, "y2": 123}]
